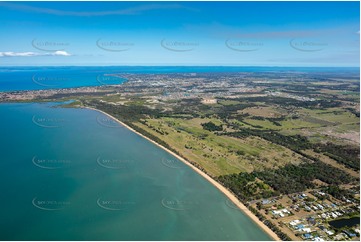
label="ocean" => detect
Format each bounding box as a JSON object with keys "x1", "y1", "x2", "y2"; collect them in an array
[
  {"x1": 0, "y1": 102, "x2": 272, "y2": 240},
  {"x1": 0, "y1": 66, "x2": 358, "y2": 92}
]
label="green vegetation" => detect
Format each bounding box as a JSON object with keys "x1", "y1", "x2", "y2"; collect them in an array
[
  {"x1": 201, "y1": 121, "x2": 223, "y2": 131},
  {"x1": 314, "y1": 142, "x2": 360, "y2": 170},
  {"x1": 218, "y1": 173, "x2": 275, "y2": 200},
  {"x1": 226, "y1": 129, "x2": 311, "y2": 151},
  {"x1": 253, "y1": 161, "x2": 354, "y2": 194},
  {"x1": 15, "y1": 71, "x2": 358, "y2": 242},
  {"x1": 323, "y1": 185, "x2": 355, "y2": 201},
  {"x1": 219, "y1": 160, "x2": 355, "y2": 200}
]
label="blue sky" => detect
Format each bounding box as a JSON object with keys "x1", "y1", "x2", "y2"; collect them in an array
[{"x1": 0, "y1": 1, "x2": 359, "y2": 66}]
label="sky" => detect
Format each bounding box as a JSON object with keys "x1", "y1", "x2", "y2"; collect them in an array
[{"x1": 0, "y1": 1, "x2": 359, "y2": 67}]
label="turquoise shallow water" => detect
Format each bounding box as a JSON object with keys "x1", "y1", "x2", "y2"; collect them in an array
[{"x1": 0, "y1": 102, "x2": 271, "y2": 240}]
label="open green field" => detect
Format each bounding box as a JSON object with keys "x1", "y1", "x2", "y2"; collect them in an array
[
  {"x1": 232, "y1": 104, "x2": 359, "y2": 145},
  {"x1": 299, "y1": 108, "x2": 359, "y2": 124},
  {"x1": 135, "y1": 117, "x2": 305, "y2": 176}
]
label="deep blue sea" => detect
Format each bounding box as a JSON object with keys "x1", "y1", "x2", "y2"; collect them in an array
[{"x1": 0, "y1": 66, "x2": 358, "y2": 92}]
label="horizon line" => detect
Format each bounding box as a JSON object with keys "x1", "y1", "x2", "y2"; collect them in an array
[{"x1": 0, "y1": 65, "x2": 359, "y2": 68}]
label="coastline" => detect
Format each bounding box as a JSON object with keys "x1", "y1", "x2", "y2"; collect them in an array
[{"x1": 84, "y1": 106, "x2": 281, "y2": 241}]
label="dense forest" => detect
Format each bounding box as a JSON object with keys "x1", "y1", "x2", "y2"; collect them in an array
[
  {"x1": 314, "y1": 142, "x2": 360, "y2": 170},
  {"x1": 253, "y1": 161, "x2": 354, "y2": 194},
  {"x1": 218, "y1": 160, "x2": 355, "y2": 200}
]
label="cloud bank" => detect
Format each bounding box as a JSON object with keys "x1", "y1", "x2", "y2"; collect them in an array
[{"x1": 0, "y1": 51, "x2": 71, "y2": 57}]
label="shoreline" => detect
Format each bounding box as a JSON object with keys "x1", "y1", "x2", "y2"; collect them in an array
[{"x1": 85, "y1": 106, "x2": 281, "y2": 241}]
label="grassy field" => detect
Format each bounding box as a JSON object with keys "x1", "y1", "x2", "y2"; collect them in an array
[
  {"x1": 239, "y1": 106, "x2": 284, "y2": 118},
  {"x1": 235, "y1": 105, "x2": 359, "y2": 145},
  {"x1": 134, "y1": 117, "x2": 305, "y2": 177},
  {"x1": 299, "y1": 108, "x2": 359, "y2": 124}
]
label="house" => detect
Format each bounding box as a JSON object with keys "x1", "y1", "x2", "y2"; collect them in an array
[
  {"x1": 302, "y1": 233, "x2": 312, "y2": 239},
  {"x1": 316, "y1": 204, "x2": 324, "y2": 210},
  {"x1": 343, "y1": 230, "x2": 357, "y2": 238},
  {"x1": 262, "y1": 199, "x2": 270, "y2": 205},
  {"x1": 334, "y1": 233, "x2": 347, "y2": 240},
  {"x1": 282, "y1": 208, "x2": 290, "y2": 214},
  {"x1": 272, "y1": 209, "x2": 289, "y2": 218},
  {"x1": 305, "y1": 206, "x2": 311, "y2": 211},
  {"x1": 325, "y1": 230, "x2": 334, "y2": 236},
  {"x1": 272, "y1": 210, "x2": 283, "y2": 217},
  {"x1": 295, "y1": 224, "x2": 305, "y2": 230},
  {"x1": 290, "y1": 220, "x2": 300, "y2": 226},
  {"x1": 307, "y1": 217, "x2": 316, "y2": 225}
]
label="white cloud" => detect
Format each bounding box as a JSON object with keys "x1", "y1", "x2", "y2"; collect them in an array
[
  {"x1": 0, "y1": 51, "x2": 72, "y2": 57},
  {"x1": 52, "y1": 50, "x2": 71, "y2": 56},
  {"x1": 0, "y1": 52, "x2": 37, "y2": 57}
]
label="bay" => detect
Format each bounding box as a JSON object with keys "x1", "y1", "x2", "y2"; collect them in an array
[{"x1": 0, "y1": 102, "x2": 272, "y2": 240}]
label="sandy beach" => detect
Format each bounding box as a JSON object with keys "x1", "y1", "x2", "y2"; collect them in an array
[{"x1": 85, "y1": 106, "x2": 281, "y2": 241}]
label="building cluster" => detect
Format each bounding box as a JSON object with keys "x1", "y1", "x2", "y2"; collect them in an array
[
  {"x1": 267, "y1": 91, "x2": 316, "y2": 101},
  {"x1": 0, "y1": 87, "x2": 103, "y2": 101},
  {"x1": 254, "y1": 189, "x2": 360, "y2": 241}
]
